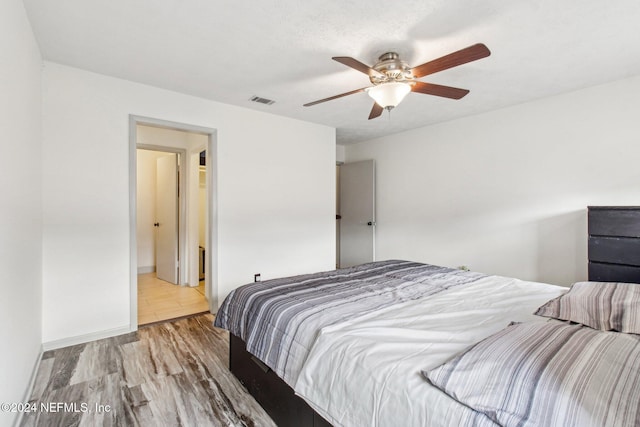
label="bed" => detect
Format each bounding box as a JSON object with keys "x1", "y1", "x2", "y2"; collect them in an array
[{"x1": 214, "y1": 259, "x2": 640, "y2": 427}]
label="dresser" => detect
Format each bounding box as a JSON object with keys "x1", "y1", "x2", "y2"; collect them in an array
[{"x1": 588, "y1": 206, "x2": 640, "y2": 283}]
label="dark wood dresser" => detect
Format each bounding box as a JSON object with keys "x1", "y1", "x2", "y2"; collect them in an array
[{"x1": 588, "y1": 206, "x2": 640, "y2": 283}]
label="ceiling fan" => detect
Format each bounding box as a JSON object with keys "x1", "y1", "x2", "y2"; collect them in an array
[{"x1": 303, "y1": 43, "x2": 491, "y2": 120}]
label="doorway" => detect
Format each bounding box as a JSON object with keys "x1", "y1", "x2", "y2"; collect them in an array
[
  {"x1": 136, "y1": 147, "x2": 209, "y2": 324},
  {"x1": 129, "y1": 116, "x2": 218, "y2": 328}
]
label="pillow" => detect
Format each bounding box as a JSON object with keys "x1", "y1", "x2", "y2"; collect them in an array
[
  {"x1": 424, "y1": 321, "x2": 640, "y2": 427},
  {"x1": 535, "y1": 281, "x2": 640, "y2": 334}
]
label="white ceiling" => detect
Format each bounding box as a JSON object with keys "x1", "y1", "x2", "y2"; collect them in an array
[{"x1": 23, "y1": 0, "x2": 640, "y2": 145}]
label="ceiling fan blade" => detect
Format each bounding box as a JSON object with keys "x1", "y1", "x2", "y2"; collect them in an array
[
  {"x1": 303, "y1": 87, "x2": 368, "y2": 107},
  {"x1": 368, "y1": 103, "x2": 384, "y2": 120},
  {"x1": 333, "y1": 57, "x2": 385, "y2": 78},
  {"x1": 411, "y1": 43, "x2": 491, "y2": 78},
  {"x1": 412, "y1": 81, "x2": 470, "y2": 99}
]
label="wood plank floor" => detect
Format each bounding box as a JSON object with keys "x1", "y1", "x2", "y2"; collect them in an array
[
  {"x1": 21, "y1": 314, "x2": 276, "y2": 427},
  {"x1": 138, "y1": 273, "x2": 209, "y2": 326}
]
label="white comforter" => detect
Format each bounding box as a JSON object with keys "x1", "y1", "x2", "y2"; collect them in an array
[{"x1": 294, "y1": 275, "x2": 566, "y2": 427}]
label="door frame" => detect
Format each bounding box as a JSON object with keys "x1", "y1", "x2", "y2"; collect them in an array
[{"x1": 129, "y1": 115, "x2": 219, "y2": 329}]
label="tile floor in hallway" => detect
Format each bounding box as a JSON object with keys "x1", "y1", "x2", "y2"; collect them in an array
[{"x1": 137, "y1": 273, "x2": 209, "y2": 325}]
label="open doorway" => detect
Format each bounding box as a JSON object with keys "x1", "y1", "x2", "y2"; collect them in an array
[
  {"x1": 129, "y1": 116, "x2": 218, "y2": 328},
  {"x1": 136, "y1": 147, "x2": 208, "y2": 324}
]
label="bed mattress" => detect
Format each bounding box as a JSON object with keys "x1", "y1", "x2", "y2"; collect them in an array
[{"x1": 294, "y1": 275, "x2": 566, "y2": 426}]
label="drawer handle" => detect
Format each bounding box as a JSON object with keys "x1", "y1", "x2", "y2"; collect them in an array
[{"x1": 250, "y1": 355, "x2": 271, "y2": 373}]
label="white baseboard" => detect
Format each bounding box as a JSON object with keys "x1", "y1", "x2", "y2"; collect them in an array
[
  {"x1": 137, "y1": 265, "x2": 156, "y2": 274},
  {"x1": 42, "y1": 325, "x2": 133, "y2": 351}
]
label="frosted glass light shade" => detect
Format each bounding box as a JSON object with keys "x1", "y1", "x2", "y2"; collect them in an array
[{"x1": 367, "y1": 82, "x2": 411, "y2": 108}]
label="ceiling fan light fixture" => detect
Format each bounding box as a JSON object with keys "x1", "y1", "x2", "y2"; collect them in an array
[
  {"x1": 304, "y1": 44, "x2": 490, "y2": 119},
  {"x1": 366, "y1": 82, "x2": 411, "y2": 109}
]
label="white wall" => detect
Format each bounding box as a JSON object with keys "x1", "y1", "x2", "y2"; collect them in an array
[
  {"x1": 137, "y1": 123, "x2": 194, "y2": 149},
  {"x1": 0, "y1": 1, "x2": 43, "y2": 425},
  {"x1": 336, "y1": 144, "x2": 345, "y2": 163},
  {"x1": 41, "y1": 62, "x2": 336, "y2": 344},
  {"x1": 345, "y1": 75, "x2": 640, "y2": 286}
]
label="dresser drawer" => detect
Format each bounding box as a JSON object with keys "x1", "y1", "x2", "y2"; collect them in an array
[
  {"x1": 588, "y1": 262, "x2": 640, "y2": 284},
  {"x1": 588, "y1": 208, "x2": 640, "y2": 237},
  {"x1": 588, "y1": 236, "x2": 640, "y2": 267}
]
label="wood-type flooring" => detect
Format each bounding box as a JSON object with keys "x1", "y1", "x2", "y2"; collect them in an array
[
  {"x1": 21, "y1": 314, "x2": 276, "y2": 427},
  {"x1": 137, "y1": 273, "x2": 209, "y2": 326}
]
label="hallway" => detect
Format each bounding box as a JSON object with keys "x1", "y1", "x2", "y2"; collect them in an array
[{"x1": 137, "y1": 273, "x2": 208, "y2": 325}]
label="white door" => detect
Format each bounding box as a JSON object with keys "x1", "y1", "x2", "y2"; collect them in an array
[
  {"x1": 339, "y1": 160, "x2": 375, "y2": 268},
  {"x1": 156, "y1": 153, "x2": 179, "y2": 284}
]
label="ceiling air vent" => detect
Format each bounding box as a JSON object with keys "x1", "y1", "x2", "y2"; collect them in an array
[{"x1": 249, "y1": 95, "x2": 275, "y2": 105}]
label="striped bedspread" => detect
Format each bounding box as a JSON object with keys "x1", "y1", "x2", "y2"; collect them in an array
[
  {"x1": 214, "y1": 260, "x2": 486, "y2": 386},
  {"x1": 425, "y1": 321, "x2": 640, "y2": 427}
]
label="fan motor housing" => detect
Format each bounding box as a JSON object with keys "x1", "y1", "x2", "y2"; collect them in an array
[{"x1": 370, "y1": 52, "x2": 413, "y2": 84}]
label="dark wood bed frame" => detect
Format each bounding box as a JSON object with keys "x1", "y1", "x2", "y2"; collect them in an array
[
  {"x1": 229, "y1": 206, "x2": 640, "y2": 427},
  {"x1": 230, "y1": 334, "x2": 331, "y2": 427}
]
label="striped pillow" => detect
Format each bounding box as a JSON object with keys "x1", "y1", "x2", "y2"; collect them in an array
[
  {"x1": 424, "y1": 321, "x2": 640, "y2": 427},
  {"x1": 535, "y1": 281, "x2": 640, "y2": 334}
]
